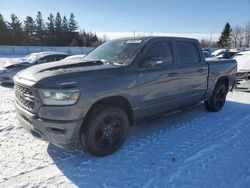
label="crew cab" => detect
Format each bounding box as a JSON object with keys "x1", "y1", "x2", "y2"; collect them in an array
[{"x1": 14, "y1": 37, "x2": 237, "y2": 156}]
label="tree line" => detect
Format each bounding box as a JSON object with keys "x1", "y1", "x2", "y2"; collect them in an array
[
  {"x1": 0, "y1": 12, "x2": 104, "y2": 47},
  {"x1": 200, "y1": 22, "x2": 250, "y2": 48}
]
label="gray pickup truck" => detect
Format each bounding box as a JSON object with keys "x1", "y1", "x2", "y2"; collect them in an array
[{"x1": 14, "y1": 37, "x2": 237, "y2": 156}]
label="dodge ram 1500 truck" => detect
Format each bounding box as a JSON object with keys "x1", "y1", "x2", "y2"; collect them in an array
[{"x1": 14, "y1": 37, "x2": 237, "y2": 156}]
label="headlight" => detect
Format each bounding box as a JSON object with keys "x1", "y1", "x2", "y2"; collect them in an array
[{"x1": 38, "y1": 89, "x2": 80, "y2": 105}]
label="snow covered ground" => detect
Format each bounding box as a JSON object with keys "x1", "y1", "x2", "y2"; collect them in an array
[{"x1": 0, "y1": 84, "x2": 250, "y2": 188}]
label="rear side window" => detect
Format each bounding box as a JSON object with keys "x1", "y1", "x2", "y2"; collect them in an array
[
  {"x1": 55, "y1": 55, "x2": 67, "y2": 61},
  {"x1": 176, "y1": 41, "x2": 200, "y2": 64},
  {"x1": 36, "y1": 55, "x2": 58, "y2": 64},
  {"x1": 43, "y1": 56, "x2": 56, "y2": 63},
  {"x1": 144, "y1": 41, "x2": 174, "y2": 66},
  {"x1": 44, "y1": 55, "x2": 65, "y2": 62}
]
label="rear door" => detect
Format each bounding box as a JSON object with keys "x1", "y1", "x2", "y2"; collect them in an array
[
  {"x1": 137, "y1": 39, "x2": 181, "y2": 115},
  {"x1": 174, "y1": 40, "x2": 208, "y2": 106}
]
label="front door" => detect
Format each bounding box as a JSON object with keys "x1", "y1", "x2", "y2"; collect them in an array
[{"x1": 137, "y1": 39, "x2": 180, "y2": 116}]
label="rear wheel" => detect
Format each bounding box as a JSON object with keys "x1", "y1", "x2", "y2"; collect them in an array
[
  {"x1": 81, "y1": 106, "x2": 129, "y2": 156},
  {"x1": 205, "y1": 83, "x2": 228, "y2": 112}
]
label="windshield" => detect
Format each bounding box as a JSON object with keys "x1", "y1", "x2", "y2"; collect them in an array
[
  {"x1": 22, "y1": 53, "x2": 42, "y2": 63},
  {"x1": 83, "y1": 39, "x2": 145, "y2": 65}
]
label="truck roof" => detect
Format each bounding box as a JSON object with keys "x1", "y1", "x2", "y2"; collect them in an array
[{"x1": 111, "y1": 36, "x2": 199, "y2": 42}]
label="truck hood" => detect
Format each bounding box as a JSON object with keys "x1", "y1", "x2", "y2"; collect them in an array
[{"x1": 16, "y1": 60, "x2": 121, "y2": 82}]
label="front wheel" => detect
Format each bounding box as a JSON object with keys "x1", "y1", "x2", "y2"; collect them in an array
[
  {"x1": 80, "y1": 106, "x2": 129, "y2": 156},
  {"x1": 205, "y1": 83, "x2": 228, "y2": 112}
]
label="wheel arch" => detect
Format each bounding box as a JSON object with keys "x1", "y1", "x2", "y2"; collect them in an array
[
  {"x1": 216, "y1": 76, "x2": 229, "y2": 90},
  {"x1": 84, "y1": 95, "x2": 134, "y2": 127}
]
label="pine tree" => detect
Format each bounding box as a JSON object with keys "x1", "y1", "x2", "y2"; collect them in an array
[
  {"x1": 62, "y1": 16, "x2": 69, "y2": 32},
  {"x1": 69, "y1": 13, "x2": 78, "y2": 33},
  {"x1": 23, "y1": 16, "x2": 35, "y2": 45},
  {"x1": 47, "y1": 14, "x2": 55, "y2": 32},
  {"x1": 61, "y1": 16, "x2": 70, "y2": 45},
  {"x1": 217, "y1": 22, "x2": 232, "y2": 48},
  {"x1": 35, "y1": 11, "x2": 45, "y2": 45},
  {"x1": 8, "y1": 14, "x2": 23, "y2": 45},
  {"x1": 0, "y1": 14, "x2": 9, "y2": 45},
  {"x1": 0, "y1": 12, "x2": 102, "y2": 46},
  {"x1": 46, "y1": 13, "x2": 55, "y2": 45},
  {"x1": 55, "y1": 12, "x2": 63, "y2": 45},
  {"x1": 55, "y1": 12, "x2": 62, "y2": 33}
]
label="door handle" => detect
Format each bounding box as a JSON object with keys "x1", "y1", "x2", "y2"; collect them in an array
[{"x1": 168, "y1": 73, "x2": 178, "y2": 77}]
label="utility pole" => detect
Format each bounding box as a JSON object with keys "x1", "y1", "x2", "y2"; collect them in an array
[{"x1": 210, "y1": 33, "x2": 213, "y2": 47}]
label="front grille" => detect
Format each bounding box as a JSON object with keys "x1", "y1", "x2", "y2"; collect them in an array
[{"x1": 15, "y1": 84, "x2": 35, "y2": 110}]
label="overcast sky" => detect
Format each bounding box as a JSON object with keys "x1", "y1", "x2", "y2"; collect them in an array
[{"x1": 1, "y1": 0, "x2": 250, "y2": 40}]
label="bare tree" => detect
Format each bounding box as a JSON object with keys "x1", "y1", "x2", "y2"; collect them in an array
[
  {"x1": 200, "y1": 39, "x2": 210, "y2": 48},
  {"x1": 231, "y1": 25, "x2": 243, "y2": 48},
  {"x1": 245, "y1": 22, "x2": 250, "y2": 47}
]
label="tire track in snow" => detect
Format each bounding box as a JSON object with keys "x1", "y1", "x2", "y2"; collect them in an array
[{"x1": 165, "y1": 114, "x2": 250, "y2": 184}]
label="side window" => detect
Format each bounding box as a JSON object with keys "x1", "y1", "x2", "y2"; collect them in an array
[
  {"x1": 142, "y1": 41, "x2": 174, "y2": 67},
  {"x1": 36, "y1": 56, "x2": 56, "y2": 64},
  {"x1": 36, "y1": 57, "x2": 47, "y2": 64},
  {"x1": 46, "y1": 55, "x2": 57, "y2": 62},
  {"x1": 56, "y1": 55, "x2": 65, "y2": 61},
  {"x1": 176, "y1": 41, "x2": 200, "y2": 64},
  {"x1": 55, "y1": 55, "x2": 62, "y2": 61}
]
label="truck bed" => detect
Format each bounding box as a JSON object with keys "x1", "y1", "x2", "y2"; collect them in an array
[{"x1": 205, "y1": 58, "x2": 237, "y2": 99}]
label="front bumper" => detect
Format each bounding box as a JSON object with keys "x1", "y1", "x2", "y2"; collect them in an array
[
  {"x1": 15, "y1": 101, "x2": 83, "y2": 148},
  {"x1": 0, "y1": 70, "x2": 19, "y2": 83}
]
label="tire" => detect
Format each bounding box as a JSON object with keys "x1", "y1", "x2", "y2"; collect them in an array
[
  {"x1": 80, "y1": 106, "x2": 129, "y2": 156},
  {"x1": 205, "y1": 83, "x2": 228, "y2": 112}
]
